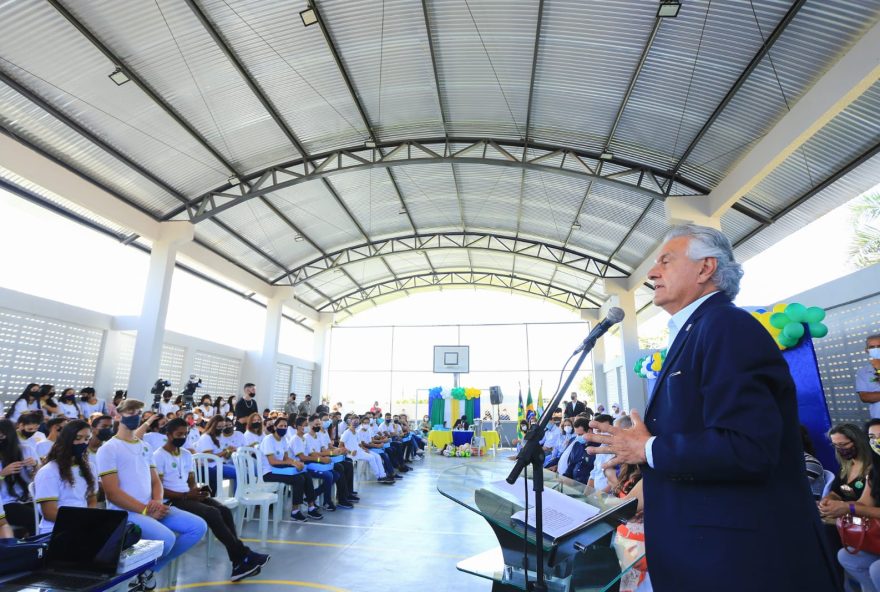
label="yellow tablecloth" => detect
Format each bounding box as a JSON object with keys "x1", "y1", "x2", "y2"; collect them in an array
[{"x1": 428, "y1": 430, "x2": 500, "y2": 450}]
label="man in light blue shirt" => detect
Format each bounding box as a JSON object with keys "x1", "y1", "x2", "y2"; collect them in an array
[{"x1": 856, "y1": 333, "x2": 880, "y2": 418}]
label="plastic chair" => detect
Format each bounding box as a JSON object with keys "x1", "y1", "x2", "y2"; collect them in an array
[
  {"x1": 28, "y1": 482, "x2": 42, "y2": 534},
  {"x1": 231, "y1": 451, "x2": 278, "y2": 546},
  {"x1": 193, "y1": 453, "x2": 241, "y2": 557},
  {"x1": 821, "y1": 470, "x2": 836, "y2": 498},
  {"x1": 235, "y1": 447, "x2": 287, "y2": 522}
]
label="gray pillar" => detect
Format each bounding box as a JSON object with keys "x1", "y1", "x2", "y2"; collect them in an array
[
  {"x1": 606, "y1": 281, "x2": 646, "y2": 413},
  {"x1": 255, "y1": 288, "x2": 290, "y2": 413}
]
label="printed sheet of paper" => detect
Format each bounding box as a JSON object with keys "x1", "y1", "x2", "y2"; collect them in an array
[{"x1": 491, "y1": 478, "x2": 601, "y2": 539}]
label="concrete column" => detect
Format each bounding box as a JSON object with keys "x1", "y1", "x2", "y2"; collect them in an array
[
  {"x1": 255, "y1": 288, "x2": 292, "y2": 413},
  {"x1": 94, "y1": 329, "x2": 124, "y2": 397},
  {"x1": 580, "y1": 309, "x2": 607, "y2": 411},
  {"x1": 311, "y1": 313, "x2": 333, "y2": 400},
  {"x1": 128, "y1": 222, "x2": 193, "y2": 400},
  {"x1": 605, "y1": 281, "x2": 646, "y2": 413}
]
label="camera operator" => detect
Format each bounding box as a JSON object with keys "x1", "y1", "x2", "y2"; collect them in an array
[{"x1": 234, "y1": 384, "x2": 258, "y2": 433}]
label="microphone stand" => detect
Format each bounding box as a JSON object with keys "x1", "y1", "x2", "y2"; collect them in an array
[{"x1": 505, "y1": 329, "x2": 606, "y2": 592}]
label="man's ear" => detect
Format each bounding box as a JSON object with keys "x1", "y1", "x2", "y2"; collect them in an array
[{"x1": 697, "y1": 256, "x2": 718, "y2": 285}]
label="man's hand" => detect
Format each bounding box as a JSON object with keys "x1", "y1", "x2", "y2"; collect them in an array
[{"x1": 585, "y1": 410, "x2": 652, "y2": 468}]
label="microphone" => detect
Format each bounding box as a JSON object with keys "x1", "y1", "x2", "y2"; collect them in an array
[{"x1": 573, "y1": 307, "x2": 625, "y2": 354}]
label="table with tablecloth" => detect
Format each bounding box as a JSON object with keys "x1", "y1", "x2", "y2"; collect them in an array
[{"x1": 428, "y1": 429, "x2": 500, "y2": 451}]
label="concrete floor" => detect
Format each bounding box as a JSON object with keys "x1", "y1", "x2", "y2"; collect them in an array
[{"x1": 160, "y1": 452, "x2": 505, "y2": 592}]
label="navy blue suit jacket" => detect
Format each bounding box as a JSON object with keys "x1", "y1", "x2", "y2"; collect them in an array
[{"x1": 642, "y1": 293, "x2": 839, "y2": 591}]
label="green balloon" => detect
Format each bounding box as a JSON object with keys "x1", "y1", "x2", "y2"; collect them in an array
[
  {"x1": 633, "y1": 360, "x2": 644, "y2": 374},
  {"x1": 783, "y1": 322, "x2": 805, "y2": 340},
  {"x1": 805, "y1": 306, "x2": 826, "y2": 323},
  {"x1": 808, "y1": 322, "x2": 829, "y2": 338},
  {"x1": 769, "y1": 313, "x2": 790, "y2": 329},
  {"x1": 785, "y1": 303, "x2": 808, "y2": 322},
  {"x1": 779, "y1": 335, "x2": 797, "y2": 348}
]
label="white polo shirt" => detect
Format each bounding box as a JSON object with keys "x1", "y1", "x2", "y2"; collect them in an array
[
  {"x1": 33, "y1": 460, "x2": 92, "y2": 534},
  {"x1": 143, "y1": 432, "x2": 167, "y2": 454},
  {"x1": 304, "y1": 432, "x2": 325, "y2": 455},
  {"x1": 290, "y1": 433, "x2": 308, "y2": 459},
  {"x1": 35, "y1": 439, "x2": 55, "y2": 459},
  {"x1": 220, "y1": 431, "x2": 245, "y2": 450},
  {"x1": 195, "y1": 433, "x2": 223, "y2": 454},
  {"x1": 96, "y1": 436, "x2": 154, "y2": 510},
  {"x1": 243, "y1": 431, "x2": 264, "y2": 447},
  {"x1": 57, "y1": 402, "x2": 80, "y2": 419},
  {"x1": 153, "y1": 447, "x2": 193, "y2": 494},
  {"x1": 259, "y1": 435, "x2": 290, "y2": 475},
  {"x1": 0, "y1": 445, "x2": 39, "y2": 505},
  {"x1": 184, "y1": 428, "x2": 200, "y2": 452},
  {"x1": 158, "y1": 402, "x2": 179, "y2": 416}
]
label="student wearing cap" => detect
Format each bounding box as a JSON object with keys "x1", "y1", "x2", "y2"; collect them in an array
[
  {"x1": 33, "y1": 420, "x2": 97, "y2": 534},
  {"x1": 97, "y1": 399, "x2": 207, "y2": 587},
  {"x1": 154, "y1": 419, "x2": 269, "y2": 581}
]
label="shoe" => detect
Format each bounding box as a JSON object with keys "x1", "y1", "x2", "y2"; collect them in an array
[
  {"x1": 290, "y1": 510, "x2": 308, "y2": 522},
  {"x1": 348, "y1": 494, "x2": 361, "y2": 502},
  {"x1": 307, "y1": 507, "x2": 324, "y2": 520},
  {"x1": 351, "y1": 490, "x2": 359, "y2": 495},
  {"x1": 140, "y1": 569, "x2": 156, "y2": 591},
  {"x1": 248, "y1": 551, "x2": 270, "y2": 567},
  {"x1": 379, "y1": 477, "x2": 395, "y2": 484},
  {"x1": 231, "y1": 556, "x2": 262, "y2": 582},
  {"x1": 337, "y1": 500, "x2": 354, "y2": 509},
  {"x1": 394, "y1": 473, "x2": 404, "y2": 479},
  {"x1": 324, "y1": 502, "x2": 337, "y2": 512}
]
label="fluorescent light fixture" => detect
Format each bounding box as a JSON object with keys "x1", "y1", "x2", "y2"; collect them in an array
[
  {"x1": 300, "y1": 7, "x2": 318, "y2": 26},
  {"x1": 227, "y1": 175, "x2": 240, "y2": 186},
  {"x1": 657, "y1": 1, "x2": 681, "y2": 18},
  {"x1": 572, "y1": 222, "x2": 581, "y2": 230},
  {"x1": 398, "y1": 207, "x2": 407, "y2": 215},
  {"x1": 599, "y1": 151, "x2": 613, "y2": 160},
  {"x1": 108, "y1": 67, "x2": 130, "y2": 86},
  {"x1": 294, "y1": 235, "x2": 304, "y2": 242},
  {"x1": 365, "y1": 140, "x2": 376, "y2": 148}
]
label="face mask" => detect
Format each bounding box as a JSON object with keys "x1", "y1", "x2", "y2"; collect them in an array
[
  {"x1": 369, "y1": 419, "x2": 375, "y2": 426},
  {"x1": 158, "y1": 425, "x2": 167, "y2": 434},
  {"x1": 839, "y1": 447, "x2": 858, "y2": 460},
  {"x1": 19, "y1": 430, "x2": 35, "y2": 440},
  {"x1": 575, "y1": 435, "x2": 587, "y2": 445},
  {"x1": 62, "y1": 395, "x2": 75, "y2": 403},
  {"x1": 226, "y1": 414, "x2": 234, "y2": 420},
  {"x1": 186, "y1": 418, "x2": 194, "y2": 426},
  {"x1": 312, "y1": 425, "x2": 320, "y2": 432},
  {"x1": 275, "y1": 428, "x2": 288, "y2": 438},
  {"x1": 97, "y1": 428, "x2": 114, "y2": 442},
  {"x1": 72, "y1": 443, "x2": 88, "y2": 458},
  {"x1": 323, "y1": 420, "x2": 331, "y2": 429},
  {"x1": 223, "y1": 427, "x2": 234, "y2": 436},
  {"x1": 120, "y1": 415, "x2": 141, "y2": 430},
  {"x1": 564, "y1": 426, "x2": 573, "y2": 434},
  {"x1": 870, "y1": 348, "x2": 880, "y2": 360},
  {"x1": 252, "y1": 422, "x2": 262, "y2": 430},
  {"x1": 171, "y1": 437, "x2": 187, "y2": 449}
]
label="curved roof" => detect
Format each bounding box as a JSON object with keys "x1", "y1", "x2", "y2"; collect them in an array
[{"x1": 1, "y1": 0, "x2": 879, "y2": 321}]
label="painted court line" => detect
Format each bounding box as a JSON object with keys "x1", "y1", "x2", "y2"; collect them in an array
[
  {"x1": 273, "y1": 520, "x2": 486, "y2": 537},
  {"x1": 239, "y1": 537, "x2": 466, "y2": 559}
]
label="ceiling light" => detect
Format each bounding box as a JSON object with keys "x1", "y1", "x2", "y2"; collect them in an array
[
  {"x1": 572, "y1": 222, "x2": 581, "y2": 230},
  {"x1": 398, "y1": 207, "x2": 407, "y2": 215},
  {"x1": 657, "y1": 1, "x2": 681, "y2": 18},
  {"x1": 300, "y1": 7, "x2": 318, "y2": 26},
  {"x1": 294, "y1": 235, "x2": 304, "y2": 242},
  {"x1": 108, "y1": 67, "x2": 130, "y2": 86},
  {"x1": 599, "y1": 151, "x2": 613, "y2": 160},
  {"x1": 227, "y1": 175, "x2": 240, "y2": 186}
]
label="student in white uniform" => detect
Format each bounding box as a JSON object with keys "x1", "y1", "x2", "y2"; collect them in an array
[
  {"x1": 258, "y1": 417, "x2": 322, "y2": 521},
  {"x1": 243, "y1": 413, "x2": 264, "y2": 447},
  {"x1": 220, "y1": 418, "x2": 246, "y2": 450},
  {"x1": 154, "y1": 419, "x2": 268, "y2": 581},
  {"x1": 33, "y1": 420, "x2": 97, "y2": 534},
  {"x1": 341, "y1": 417, "x2": 393, "y2": 484},
  {"x1": 77, "y1": 388, "x2": 107, "y2": 419},
  {"x1": 97, "y1": 399, "x2": 207, "y2": 586},
  {"x1": 85, "y1": 415, "x2": 114, "y2": 489},
  {"x1": 291, "y1": 416, "x2": 341, "y2": 511},
  {"x1": 158, "y1": 391, "x2": 179, "y2": 416},
  {"x1": 0, "y1": 418, "x2": 40, "y2": 536},
  {"x1": 194, "y1": 416, "x2": 237, "y2": 496},
  {"x1": 143, "y1": 415, "x2": 169, "y2": 454},
  {"x1": 587, "y1": 414, "x2": 615, "y2": 493},
  {"x1": 56, "y1": 389, "x2": 81, "y2": 419},
  {"x1": 303, "y1": 415, "x2": 355, "y2": 509},
  {"x1": 17, "y1": 412, "x2": 48, "y2": 447},
  {"x1": 35, "y1": 418, "x2": 68, "y2": 461},
  {"x1": 5, "y1": 383, "x2": 40, "y2": 423},
  {"x1": 196, "y1": 396, "x2": 216, "y2": 420}
]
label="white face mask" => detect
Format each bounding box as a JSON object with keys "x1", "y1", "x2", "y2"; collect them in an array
[
  {"x1": 869, "y1": 347, "x2": 880, "y2": 360},
  {"x1": 564, "y1": 426, "x2": 573, "y2": 434}
]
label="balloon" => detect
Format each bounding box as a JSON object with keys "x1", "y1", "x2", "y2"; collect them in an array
[
  {"x1": 805, "y1": 307, "x2": 826, "y2": 324},
  {"x1": 783, "y1": 323, "x2": 805, "y2": 340},
  {"x1": 785, "y1": 303, "x2": 808, "y2": 323},
  {"x1": 772, "y1": 303, "x2": 788, "y2": 314},
  {"x1": 808, "y1": 322, "x2": 829, "y2": 338},
  {"x1": 769, "y1": 313, "x2": 790, "y2": 329}
]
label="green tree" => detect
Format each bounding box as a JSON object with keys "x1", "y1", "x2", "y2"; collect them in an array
[{"x1": 849, "y1": 192, "x2": 880, "y2": 268}]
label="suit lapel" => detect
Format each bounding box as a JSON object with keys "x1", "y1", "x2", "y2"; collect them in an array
[{"x1": 645, "y1": 293, "x2": 730, "y2": 416}]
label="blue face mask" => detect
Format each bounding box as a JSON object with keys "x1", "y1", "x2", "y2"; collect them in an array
[
  {"x1": 323, "y1": 420, "x2": 331, "y2": 429},
  {"x1": 72, "y1": 443, "x2": 88, "y2": 459},
  {"x1": 120, "y1": 415, "x2": 141, "y2": 431},
  {"x1": 275, "y1": 428, "x2": 288, "y2": 438},
  {"x1": 575, "y1": 434, "x2": 587, "y2": 445}
]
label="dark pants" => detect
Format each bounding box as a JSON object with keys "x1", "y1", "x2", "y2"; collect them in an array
[
  {"x1": 308, "y1": 469, "x2": 336, "y2": 505},
  {"x1": 331, "y1": 463, "x2": 351, "y2": 501},
  {"x1": 3, "y1": 501, "x2": 35, "y2": 537},
  {"x1": 338, "y1": 459, "x2": 355, "y2": 494},
  {"x1": 376, "y1": 450, "x2": 395, "y2": 475},
  {"x1": 389, "y1": 442, "x2": 404, "y2": 467},
  {"x1": 263, "y1": 471, "x2": 317, "y2": 506},
  {"x1": 168, "y1": 497, "x2": 249, "y2": 564},
  {"x1": 207, "y1": 464, "x2": 237, "y2": 497}
]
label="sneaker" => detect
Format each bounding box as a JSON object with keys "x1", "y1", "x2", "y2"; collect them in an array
[
  {"x1": 140, "y1": 569, "x2": 156, "y2": 591},
  {"x1": 337, "y1": 500, "x2": 354, "y2": 509},
  {"x1": 248, "y1": 551, "x2": 271, "y2": 567},
  {"x1": 379, "y1": 476, "x2": 396, "y2": 484},
  {"x1": 393, "y1": 473, "x2": 404, "y2": 479},
  {"x1": 231, "y1": 556, "x2": 262, "y2": 582},
  {"x1": 290, "y1": 510, "x2": 308, "y2": 522},
  {"x1": 307, "y1": 507, "x2": 324, "y2": 520},
  {"x1": 348, "y1": 494, "x2": 361, "y2": 502},
  {"x1": 324, "y1": 502, "x2": 337, "y2": 512}
]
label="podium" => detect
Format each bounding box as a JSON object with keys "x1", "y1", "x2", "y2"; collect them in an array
[{"x1": 437, "y1": 462, "x2": 642, "y2": 591}]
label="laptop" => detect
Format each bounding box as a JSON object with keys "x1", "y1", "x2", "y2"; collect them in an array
[{"x1": 0, "y1": 507, "x2": 129, "y2": 592}]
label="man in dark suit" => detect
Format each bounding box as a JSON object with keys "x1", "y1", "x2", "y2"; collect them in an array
[
  {"x1": 586, "y1": 224, "x2": 839, "y2": 591},
  {"x1": 563, "y1": 392, "x2": 586, "y2": 418}
]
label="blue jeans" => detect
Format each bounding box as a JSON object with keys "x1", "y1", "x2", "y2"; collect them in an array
[
  {"x1": 207, "y1": 464, "x2": 237, "y2": 497},
  {"x1": 126, "y1": 507, "x2": 208, "y2": 572},
  {"x1": 838, "y1": 547, "x2": 880, "y2": 592},
  {"x1": 308, "y1": 469, "x2": 336, "y2": 505}
]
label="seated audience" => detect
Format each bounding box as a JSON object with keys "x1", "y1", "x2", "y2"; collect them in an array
[
  {"x1": 540, "y1": 410, "x2": 563, "y2": 462},
  {"x1": 420, "y1": 416, "x2": 431, "y2": 435},
  {"x1": 821, "y1": 420, "x2": 880, "y2": 591},
  {"x1": 801, "y1": 425, "x2": 825, "y2": 499},
  {"x1": 33, "y1": 420, "x2": 97, "y2": 534},
  {"x1": 35, "y1": 417, "x2": 67, "y2": 460},
  {"x1": 159, "y1": 391, "x2": 178, "y2": 416},
  {"x1": 0, "y1": 418, "x2": 39, "y2": 536},
  {"x1": 196, "y1": 395, "x2": 215, "y2": 420},
  {"x1": 557, "y1": 416, "x2": 597, "y2": 485},
  {"x1": 17, "y1": 412, "x2": 47, "y2": 447},
  {"x1": 587, "y1": 414, "x2": 615, "y2": 492},
  {"x1": 827, "y1": 423, "x2": 871, "y2": 502},
  {"x1": 78, "y1": 387, "x2": 106, "y2": 417},
  {"x1": 195, "y1": 416, "x2": 237, "y2": 495},
  {"x1": 86, "y1": 414, "x2": 113, "y2": 488},
  {"x1": 546, "y1": 417, "x2": 575, "y2": 470},
  {"x1": 603, "y1": 415, "x2": 633, "y2": 491},
  {"x1": 38, "y1": 385, "x2": 60, "y2": 419},
  {"x1": 5, "y1": 383, "x2": 40, "y2": 422},
  {"x1": 258, "y1": 417, "x2": 322, "y2": 521},
  {"x1": 154, "y1": 419, "x2": 268, "y2": 581},
  {"x1": 143, "y1": 414, "x2": 168, "y2": 453},
  {"x1": 292, "y1": 416, "x2": 347, "y2": 511},
  {"x1": 243, "y1": 413, "x2": 264, "y2": 447},
  {"x1": 56, "y1": 388, "x2": 80, "y2": 419},
  {"x1": 97, "y1": 399, "x2": 207, "y2": 587},
  {"x1": 314, "y1": 413, "x2": 358, "y2": 500},
  {"x1": 498, "y1": 408, "x2": 511, "y2": 420},
  {"x1": 340, "y1": 417, "x2": 393, "y2": 484}
]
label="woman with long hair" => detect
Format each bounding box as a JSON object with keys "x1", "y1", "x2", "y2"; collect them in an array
[
  {"x1": 0, "y1": 418, "x2": 39, "y2": 536},
  {"x1": 6, "y1": 383, "x2": 40, "y2": 422},
  {"x1": 194, "y1": 415, "x2": 235, "y2": 496},
  {"x1": 826, "y1": 423, "x2": 872, "y2": 502},
  {"x1": 57, "y1": 388, "x2": 80, "y2": 419},
  {"x1": 225, "y1": 396, "x2": 236, "y2": 418},
  {"x1": 215, "y1": 396, "x2": 228, "y2": 417},
  {"x1": 243, "y1": 413, "x2": 264, "y2": 447},
  {"x1": 197, "y1": 395, "x2": 215, "y2": 420},
  {"x1": 33, "y1": 420, "x2": 97, "y2": 533},
  {"x1": 38, "y1": 384, "x2": 60, "y2": 419}
]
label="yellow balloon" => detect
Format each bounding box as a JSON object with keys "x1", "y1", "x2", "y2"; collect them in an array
[{"x1": 772, "y1": 303, "x2": 788, "y2": 314}]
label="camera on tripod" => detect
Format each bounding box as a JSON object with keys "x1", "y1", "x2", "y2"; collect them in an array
[
  {"x1": 151, "y1": 379, "x2": 171, "y2": 412},
  {"x1": 182, "y1": 375, "x2": 202, "y2": 411}
]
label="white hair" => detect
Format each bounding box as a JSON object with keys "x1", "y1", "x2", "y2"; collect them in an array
[
  {"x1": 614, "y1": 415, "x2": 633, "y2": 429},
  {"x1": 665, "y1": 224, "x2": 743, "y2": 300}
]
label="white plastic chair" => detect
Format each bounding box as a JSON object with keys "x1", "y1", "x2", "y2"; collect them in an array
[
  {"x1": 236, "y1": 447, "x2": 287, "y2": 522},
  {"x1": 28, "y1": 482, "x2": 42, "y2": 534},
  {"x1": 231, "y1": 451, "x2": 278, "y2": 546},
  {"x1": 821, "y1": 470, "x2": 836, "y2": 498},
  {"x1": 193, "y1": 453, "x2": 241, "y2": 557}
]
